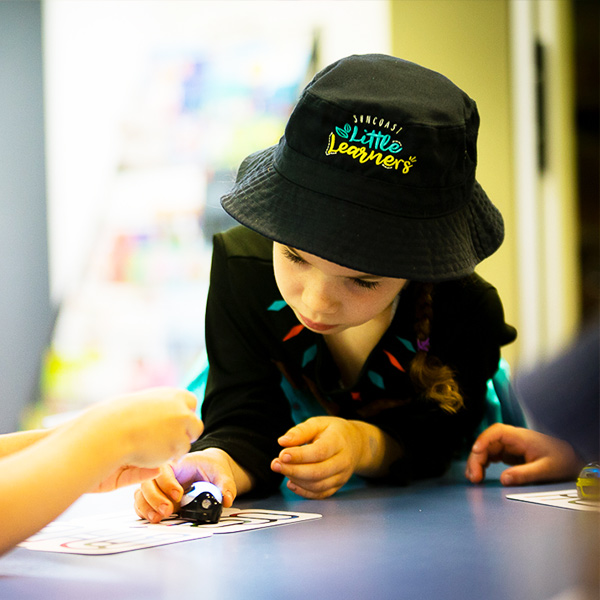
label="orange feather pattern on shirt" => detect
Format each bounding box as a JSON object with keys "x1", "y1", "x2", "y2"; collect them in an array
[
  {"x1": 283, "y1": 324, "x2": 304, "y2": 341},
  {"x1": 383, "y1": 349, "x2": 405, "y2": 372}
]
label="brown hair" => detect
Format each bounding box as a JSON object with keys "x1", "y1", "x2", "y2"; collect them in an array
[{"x1": 409, "y1": 282, "x2": 464, "y2": 413}]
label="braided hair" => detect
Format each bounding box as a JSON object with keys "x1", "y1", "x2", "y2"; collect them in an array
[{"x1": 409, "y1": 282, "x2": 464, "y2": 413}]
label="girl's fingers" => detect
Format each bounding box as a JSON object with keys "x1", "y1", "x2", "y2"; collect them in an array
[
  {"x1": 278, "y1": 419, "x2": 322, "y2": 447},
  {"x1": 134, "y1": 483, "x2": 174, "y2": 523}
]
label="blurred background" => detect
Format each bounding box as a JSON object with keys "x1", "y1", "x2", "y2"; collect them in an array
[{"x1": 0, "y1": 0, "x2": 597, "y2": 433}]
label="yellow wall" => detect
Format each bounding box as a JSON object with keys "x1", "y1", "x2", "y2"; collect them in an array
[
  {"x1": 549, "y1": 0, "x2": 580, "y2": 343},
  {"x1": 389, "y1": 0, "x2": 581, "y2": 368},
  {"x1": 389, "y1": 0, "x2": 517, "y2": 364}
]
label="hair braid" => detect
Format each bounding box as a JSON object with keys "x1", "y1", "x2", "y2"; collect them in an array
[{"x1": 409, "y1": 283, "x2": 464, "y2": 413}]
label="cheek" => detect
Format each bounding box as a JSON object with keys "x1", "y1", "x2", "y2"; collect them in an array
[
  {"x1": 348, "y1": 287, "x2": 401, "y2": 321},
  {"x1": 350, "y1": 297, "x2": 384, "y2": 320}
]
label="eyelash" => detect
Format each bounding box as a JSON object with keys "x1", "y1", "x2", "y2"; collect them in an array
[
  {"x1": 281, "y1": 247, "x2": 381, "y2": 290},
  {"x1": 352, "y1": 278, "x2": 380, "y2": 290},
  {"x1": 282, "y1": 247, "x2": 305, "y2": 265}
]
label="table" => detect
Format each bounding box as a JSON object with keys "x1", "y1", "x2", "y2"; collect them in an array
[{"x1": 1, "y1": 464, "x2": 598, "y2": 600}]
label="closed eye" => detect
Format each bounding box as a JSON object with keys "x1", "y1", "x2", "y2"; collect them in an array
[
  {"x1": 283, "y1": 246, "x2": 381, "y2": 290},
  {"x1": 351, "y1": 278, "x2": 381, "y2": 290},
  {"x1": 282, "y1": 246, "x2": 306, "y2": 265}
]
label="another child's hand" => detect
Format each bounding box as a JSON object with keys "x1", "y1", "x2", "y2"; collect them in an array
[
  {"x1": 92, "y1": 466, "x2": 162, "y2": 493},
  {"x1": 84, "y1": 387, "x2": 203, "y2": 468},
  {"x1": 465, "y1": 423, "x2": 583, "y2": 486},
  {"x1": 133, "y1": 449, "x2": 239, "y2": 523},
  {"x1": 271, "y1": 416, "x2": 365, "y2": 499}
]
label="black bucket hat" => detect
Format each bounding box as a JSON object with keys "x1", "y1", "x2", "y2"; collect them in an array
[{"x1": 221, "y1": 54, "x2": 504, "y2": 281}]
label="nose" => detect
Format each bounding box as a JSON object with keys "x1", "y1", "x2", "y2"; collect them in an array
[{"x1": 301, "y1": 275, "x2": 338, "y2": 315}]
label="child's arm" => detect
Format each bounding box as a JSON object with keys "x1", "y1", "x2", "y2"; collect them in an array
[
  {"x1": 465, "y1": 423, "x2": 584, "y2": 485},
  {"x1": 0, "y1": 429, "x2": 52, "y2": 458},
  {"x1": 0, "y1": 388, "x2": 202, "y2": 555},
  {"x1": 133, "y1": 447, "x2": 255, "y2": 522},
  {"x1": 271, "y1": 416, "x2": 403, "y2": 499}
]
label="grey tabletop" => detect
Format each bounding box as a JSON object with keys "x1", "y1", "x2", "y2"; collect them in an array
[{"x1": 1, "y1": 463, "x2": 598, "y2": 600}]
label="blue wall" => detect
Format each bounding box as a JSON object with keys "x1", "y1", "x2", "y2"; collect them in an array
[{"x1": 0, "y1": 1, "x2": 54, "y2": 433}]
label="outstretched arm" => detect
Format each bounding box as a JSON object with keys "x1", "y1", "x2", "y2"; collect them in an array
[
  {"x1": 465, "y1": 423, "x2": 584, "y2": 486},
  {"x1": 0, "y1": 429, "x2": 51, "y2": 458},
  {"x1": 0, "y1": 387, "x2": 202, "y2": 555}
]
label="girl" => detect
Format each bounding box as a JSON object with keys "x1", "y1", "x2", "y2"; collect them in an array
[{"x1": 134, "y1": 54, "x2": 516, "y2": 521}]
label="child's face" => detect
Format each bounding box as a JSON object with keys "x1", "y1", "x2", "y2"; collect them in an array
[{"x1": 273, "y1": 243, "x2": 407, "y2": 335}]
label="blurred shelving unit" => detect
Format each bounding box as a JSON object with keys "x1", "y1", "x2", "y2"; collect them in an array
[{"x1": 29, "y1": 1, "x2": 391, "y2": 428}]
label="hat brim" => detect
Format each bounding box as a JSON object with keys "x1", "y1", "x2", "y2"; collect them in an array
[{"x1": 221, "y1": 145, "x2": 504, "y2": 281}]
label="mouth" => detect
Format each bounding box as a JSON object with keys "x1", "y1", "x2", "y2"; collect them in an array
[{"x1": 299, "y1": 313, "x2": 338, "y2": 332}]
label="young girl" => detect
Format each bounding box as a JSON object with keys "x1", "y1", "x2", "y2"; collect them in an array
[{"x1": 134, "y1": 54, "x2": 517, "y2": 521}]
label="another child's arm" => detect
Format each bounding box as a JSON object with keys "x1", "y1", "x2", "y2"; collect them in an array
[
  {"x1": 0, "y1": 387, "x2": 202, "y2": 555},
  {"x1": 133, "y1": 447, "x2": 254, "y2": 522},
  {"x1": 465, "y1": 423, "x2": 584, "y2": 485},
  {"x1": 0, "y1": 429, "x2": 52, "y2": 458},
  {"x1": 271, "y1": 416, "x2": 403, "y2": 499}
]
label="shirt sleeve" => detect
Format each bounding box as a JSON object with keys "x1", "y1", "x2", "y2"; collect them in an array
[{"x1": 189, "y1": 233, "x2": 295, "y2": 495}]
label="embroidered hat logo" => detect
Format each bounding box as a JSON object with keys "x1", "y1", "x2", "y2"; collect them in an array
[{"x1": 325, "y1": 120, "x2": 417, "y2": 173}]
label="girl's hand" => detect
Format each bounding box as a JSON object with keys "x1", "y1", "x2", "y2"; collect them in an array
[
  {"x1": 271, "y1": 416, "x2": 368, "y2": 499},
  {"x1": 465, "y1": 423, "x2": 583, "y2": 485},
  {"x1": 133, "y1": 448, "x2": 240, "y2": 523}
]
